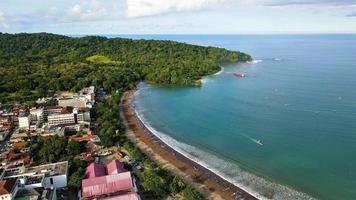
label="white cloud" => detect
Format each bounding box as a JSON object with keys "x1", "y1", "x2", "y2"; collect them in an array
[
  {"x1": 125, "y1": 0, "x2": 225, "y2": 18},
  {"x1": 68, "y1": 0, "x2": 108, "y2": 20},
  {"x1": 70, "y1": 4, "x2": 82, "y2": 15},
  {"x1": 0, "y1": 11, "x2": 9, "y2": 29}
]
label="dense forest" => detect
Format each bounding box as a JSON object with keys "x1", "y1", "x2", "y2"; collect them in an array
[{"x1": 0, "y1": 33, "x2": 251, "y2": 102}]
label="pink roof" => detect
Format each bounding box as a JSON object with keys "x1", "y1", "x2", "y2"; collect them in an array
[
  {"x1": 100, "y1": 193, "x2": 139, "y2": 200},
  {"x1": 82, "y1": 172, "x2": 133, "y2": 198},
  {"x1": 85, "y1": 163, "x2": 106, "y2": 178},
  {"x1": 107, "y1": 160, "x2": 126, "y2": 175}
]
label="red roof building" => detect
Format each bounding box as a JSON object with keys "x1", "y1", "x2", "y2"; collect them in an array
[
  {"x1": 82, "y1": 172, "x2": 133, "y2": 199},
  {"x1": 82, "y1": 160, "x2": 136, "y2": 199},
  {"x1": 12, "y1": 141, "x2": 27, "y2": 149},
  {"x1": 0, "y1": 178, "x2": 18, "y2": 198},
  {"x1": 100, "y1": 193, "x2": 139, "y2": 200},
  {"x1": 107, "y1": 159, "x2": 126, "y2": 175},
  {"x1": 84, "y1": 163, "x2": 106, "y2": 179}
]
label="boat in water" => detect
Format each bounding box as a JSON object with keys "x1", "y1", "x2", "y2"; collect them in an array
[
  {"x1": 233, "y1": 72, "x2": 245, "y2": 78},
  {"x1": 256, "y1": 140, "x2": 263, "y2": 146}
]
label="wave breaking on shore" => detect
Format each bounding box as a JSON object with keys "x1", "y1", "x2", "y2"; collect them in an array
[{"x1": 131, "y1": 91, "x2": 316, "y2": 200}]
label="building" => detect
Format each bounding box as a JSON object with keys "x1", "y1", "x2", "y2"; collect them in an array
[
  {"x1": 15, "y1": 188, "x2": 57, "y2": 200},
  {"x1": 3, "y1": 161, "x2": 68, "y2": 189},
  {"x1": 0, "y1": 178, "x2": 19, "y2": 200},
  {"x1": 18, "y1": 114, "x2": 30, "y2": 130},
  {"x1": 58, "y1": 97, "x2": 87, "y2": 109},
  {"x1": 43, "y1": 107, "x2": 63, "y2": 122},
  {"x1": 81, "y1": 160, "x2": 138, "y2": 200},
  {"x1": 47, "y1": 113, "x2": 75, "y2": 127},
  {"x1": 82, "y1": 172, "x2": 135, "y2": 199},
  {"x1": 30, "y1": 108, "x2": 44, "y2": 124},
  {"x1": 58, "y1": 86, "x2": 95, "y2": 109},
  {"x1": 0, "y1": 127, "x2": 10, "y2": 141},
  {"x1": 74, "y1": 108, "x2": 91, "y2": 125}
]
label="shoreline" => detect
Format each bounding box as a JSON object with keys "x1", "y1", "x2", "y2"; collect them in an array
[{"x1": 120, "y1": 90, "x2": 258, "y2": 200}]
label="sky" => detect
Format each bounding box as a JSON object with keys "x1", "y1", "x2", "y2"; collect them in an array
[{"x1": 0, "y1": 0, "x2": 356, "y2": 34}]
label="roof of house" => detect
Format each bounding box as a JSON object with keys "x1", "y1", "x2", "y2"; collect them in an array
[
  {"x1": 69, "y1": 134, "x2": 94, "y2": 142},
  {"x1": 82, "y1": 172, "x2": 133, "y2": 198},
  {"x1": 12, "y1": 142, "x2": 27, "y2": 149},
  {"x1": 85, "y1": 163, "x2": 106, "y2": 179},
  {"x1": 100, "y1": 193, "x2": 139, "y2": 200},
  {"x1": 0, "y1": 178, "x2": 17, "y2": 195},
  {"x1": 106, "y1": 160, "x2": 126, "y2": 175}
]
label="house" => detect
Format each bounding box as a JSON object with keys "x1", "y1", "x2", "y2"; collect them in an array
[
  {"x1": 0, "y1": 126, "x2": 10, "y2": 142},
  {"x1": 0, "y1": 178, "x2": 19, "y2": 200},
  {"x1": 106, "y1": 160, "x2": 126, "y2": 175},
  {"x1": 82, "y1": 172, "x2": 135, "y2": 199},
  {"x1": 81, "y1": 160, "x2": 138, "y2": 200},
  {"x1": 15, "y1": 187, "x2": 57, "y2": 200},
  {"x1": 100, "y1": 193, "x2": 139, "y2": 200},
  {"x1": 3, "y1": 161, "x2": 68, "y2": 189}
]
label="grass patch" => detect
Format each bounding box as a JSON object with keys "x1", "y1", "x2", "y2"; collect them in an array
[{"x1": 86, "y1": 55, "x2": 118, "y2": 64}]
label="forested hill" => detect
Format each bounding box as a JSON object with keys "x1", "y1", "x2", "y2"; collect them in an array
[{"x1": 0, "y1": 32, "x2": 252, "y2": 102}]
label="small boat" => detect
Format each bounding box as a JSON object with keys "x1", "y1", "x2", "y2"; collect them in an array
[
  {"x1": 233, "y1": 72, "x2": 245, "y2": 78},
  {"x1": 256, "y1": 140, "x2": 263, "y2": 146}
]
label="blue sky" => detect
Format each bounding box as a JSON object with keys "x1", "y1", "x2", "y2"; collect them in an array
[{"x1": 0, "y1": 0, "x2": 356, "y2": 34}]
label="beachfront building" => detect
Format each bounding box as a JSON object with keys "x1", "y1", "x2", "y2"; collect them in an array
[
  {"x1": 0, "y1": 178, "x2": 19, "y2": 200},
  {"x1": 81, "y1": 160, "x2": 138, "y2": 200}
]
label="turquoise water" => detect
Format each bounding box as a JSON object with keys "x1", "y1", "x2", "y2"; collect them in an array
[{"x1": 130, "y1": 35, "x2": 356, "y2": 200}]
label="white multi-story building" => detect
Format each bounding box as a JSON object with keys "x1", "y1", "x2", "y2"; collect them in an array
[
  {"x1": 58, "y1": 86, "x2": 95, "y2": 109},
  {"x1": 48, "y1": 113, "x2": 75, "y2": 127},
  {"x1": 3, "y1": 162, "x2": 68, "y2": 190},
  {"x1": 18, "y1": 114, "x2": 30, "y2": 130},
  {"x1": 74, "y1": 108, "x2": 91, "y2": 125},
  {"x1": 30, "y1": 108, "x2": 43, "y2": 124},
  {"x1": 58, "y1": 97, "x2": 87, "y2": 109}
]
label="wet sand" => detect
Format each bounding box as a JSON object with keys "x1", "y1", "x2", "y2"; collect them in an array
[{"x1": 120, "y1": 90, "x2": 258, "y2": 200}]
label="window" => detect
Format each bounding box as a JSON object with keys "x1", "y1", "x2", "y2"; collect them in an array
[{"x1": 50, "y1": 178, "x2": 54, "y2": 185}]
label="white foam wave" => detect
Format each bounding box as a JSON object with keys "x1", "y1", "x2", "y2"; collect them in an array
[
  {"x1": 132, "y1": 92, "x2": 316, "y2": 200},
  {"x1": 213, "y1": 66, "x2": 225, "y2": 76},
  {"x1": 248, "y1": 60, "x2": 263, "y2": 64}
]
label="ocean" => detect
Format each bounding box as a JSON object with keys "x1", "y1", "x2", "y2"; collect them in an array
[{"x1": 125, "y1": 35, "x2": 356, "y2": 200}]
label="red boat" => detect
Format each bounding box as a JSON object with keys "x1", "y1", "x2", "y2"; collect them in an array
[{"x1": 233, "y1": 72, "x2": 245, "y2": 78}]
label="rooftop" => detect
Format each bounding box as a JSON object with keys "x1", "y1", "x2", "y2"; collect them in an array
[
  {"x1": 0, "y1": 178, "x2": 17, "y2": 195},
  {"x1": 4, "y1": 161, "x2": 68, "y2": 178},
  {"x1": 101, "y1": 193, "x2": 139, "y2": 200},
  {"x1": 82, "y1": 172, "x2": 133, "y2": 198}
]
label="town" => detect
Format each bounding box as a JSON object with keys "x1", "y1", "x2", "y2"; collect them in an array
[{"x1": 0, "y1": 86, "x2": 141, "y2": 200}]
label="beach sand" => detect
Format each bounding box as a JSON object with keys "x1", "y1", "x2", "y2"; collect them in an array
[{"x1": 120, "y1": 90, "x2": 257, "y2": 200}]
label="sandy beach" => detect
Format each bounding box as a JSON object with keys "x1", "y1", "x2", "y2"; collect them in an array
[{"x1": 120, "y1": 90, "x2": 257, "y2": 200}]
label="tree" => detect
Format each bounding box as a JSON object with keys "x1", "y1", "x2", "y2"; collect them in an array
[
  {"x1": 67, "y1": 141, "x2": 85, "y2": 156},
  {"x1": 182, "y1": 187, "x2": 203, "y2": 200},
  {"x1": 68, "y1": 167, "x2": 84, "y2": 189},
  {"x1": 169, "y1": 176, "x2": 186, "y2": 195},
  {"x1": 141, "y1": 170, "x2": 167, "y2": 198}
]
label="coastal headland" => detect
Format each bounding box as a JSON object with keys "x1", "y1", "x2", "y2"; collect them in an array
[{"x1": 120, "y1": 90, "x2": 258, "y2": 200}]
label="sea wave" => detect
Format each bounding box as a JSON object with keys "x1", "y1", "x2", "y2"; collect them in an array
[
  {"x1": 248, "y1": 60, "x2": 263, "y2": 64},
  {"x1": 132, "y1": 92, "x2": 316, "y2": 200},
  {"x1": 213, "y1": 66, "x2": 225, "y2": 76}
]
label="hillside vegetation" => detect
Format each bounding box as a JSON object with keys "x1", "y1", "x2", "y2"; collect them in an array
[{"x1": 0, "y1": 33, "x2": 252, "y2": 102}]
